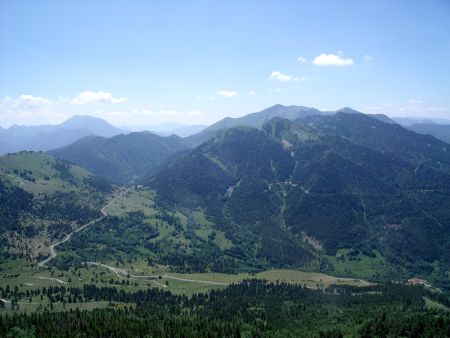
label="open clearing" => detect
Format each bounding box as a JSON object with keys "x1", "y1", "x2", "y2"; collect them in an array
[{"x1": 0, "y1": 258, "x2": 370, "y2": 299}]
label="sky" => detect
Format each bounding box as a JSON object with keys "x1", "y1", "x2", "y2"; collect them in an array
[{"x1": 0, "y1": 0, "x2": 449, "y2": 127}]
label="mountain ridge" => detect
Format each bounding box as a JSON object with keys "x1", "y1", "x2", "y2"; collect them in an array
[
  {"x1": 49, "y1": 131, "x2": 191, "y2": 184},
  {"x1": 186, "y1": 104, "x2": 326, "y2": 145},
  {"x1": 149, "y1": 112, "x2": 450, "y2": 285},
  {"x1": 407, "y1": 123, "x2": 450, "y2": 144}
]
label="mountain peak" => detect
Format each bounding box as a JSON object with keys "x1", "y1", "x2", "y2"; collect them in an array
[
  {"x1": 187, "y1": 104, "x2": 324, "y2": 145},
  {"x1": 61, "y1": 115, "x2": 115, "y2": 126},
  {"x1": 336, "y1": 107, "x2": 363, "y2": 115},
  {"x1": 50, "y1": 130, "x2": 190, "y2": 184},
  {"x1": 60, "y1": 115, "x2": 125, "y2": 137}
]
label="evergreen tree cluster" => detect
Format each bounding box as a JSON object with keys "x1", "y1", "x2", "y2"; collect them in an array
[{"x1": 1, "y1": 280, "x2": 449, "y2": 337}]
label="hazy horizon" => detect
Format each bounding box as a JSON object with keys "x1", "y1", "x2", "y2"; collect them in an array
[
  {"x1": 1, "y1": 0, "x2": 449, "y2": 128},
  {"x1": 3, "y1": 105, "x2": 450, "y2": 130}
]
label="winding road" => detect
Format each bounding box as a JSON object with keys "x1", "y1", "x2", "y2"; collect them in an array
[
  {"x1": 37, "y1": 189, "x2": 230, "y2": 287},
  {"x1": 86, "y1": 262, "x2": 229, "y2": 286},
  {"x1": 38, "y1": 189, "x2": 130, "y2": 268}
]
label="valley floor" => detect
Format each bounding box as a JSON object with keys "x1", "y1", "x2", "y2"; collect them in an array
[{"x1": 1, "y1": 186, "x2": 449, "y2": 337}]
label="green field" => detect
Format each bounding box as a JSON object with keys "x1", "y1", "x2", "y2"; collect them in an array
[
  {"x1": 0, "y1": 151, "x2": 93, "y2": 195},
  {"x1": 424, "y1": 297, "x2": 450, "y2": 311},
  {"x1": 106, "y1": 188, "x2": 157, "y2": 217},
  {"x1": 0, "y1": 255, "x2": 371, "y2": 306},
  {"x1": 192, "y1": 210, "x2": 233, "y2": 250},
  {"x1": 326, "y1": 248, "x2": 398, "y2": 280}
]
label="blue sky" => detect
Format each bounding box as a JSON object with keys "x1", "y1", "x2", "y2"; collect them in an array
[{"x1": 0, "y1": 0, "x2": 449, "y2": 127}]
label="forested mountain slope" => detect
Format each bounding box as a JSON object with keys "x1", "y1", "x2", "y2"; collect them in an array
[
  {"x1": 186, "y1": 104, "x2": 326, "y2": 145},
  {"x1": 50, "y1": 131, "x2": 191, "y2": 184},
  {"x1": 149, "y1": 112, "x2": 450, "y2": 286}
]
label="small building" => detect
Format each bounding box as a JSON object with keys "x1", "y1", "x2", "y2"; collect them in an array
[{"x1": 406, "y1": 278, "x2": 431, "y2": 288}]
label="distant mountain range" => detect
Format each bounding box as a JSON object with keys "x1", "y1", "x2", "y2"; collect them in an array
[
  {"x1": 0, "y1": 115, "x2": 125, "y2": 154},
  {"x1": 124, "y1": 123, "x2": 207, "y2": 137},
  {"x1": 3, "y1": 103, "x2": 450, "y2": 288},
  {"x1": 386, "y1": 117, "x2": 450, "y2": 144},
  {"x1": 405, "y1": 123, "x2": 450, "y2": 144},
  {"x1": 2, "y1": 106, "x2": 449, "y2": 157},
  {"x1": 46, "y1": 105, "x2": 450, "y2": 186},
  {"x1": 48, "y1": 105, "x2": 343, "y2": 184},
  {"x1": 186, "y1": 105, "x2": 327, "y2": 145},
  {"x1": 393, "y1": 116, "x2": 450, "y2": 126},
  {"x1": 185, "y1": 105, "x2": 404, "y2": 146}
]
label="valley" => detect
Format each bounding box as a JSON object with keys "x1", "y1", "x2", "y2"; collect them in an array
[
  {"x1": 1, "y1": 106, "x2": 450, "y2": 337},
  {"x1": 2, "y1": 1, "x2": 450, "y2": 335},
  {"x1": 38, "y1": 187, "x2": 130, "y2": 268},
  {"x1": 1, "y1": 173, "x2": 373, "y2": 318},
  {"x1": 3, "y1": 108, "x2": 450, "y2": 287}
]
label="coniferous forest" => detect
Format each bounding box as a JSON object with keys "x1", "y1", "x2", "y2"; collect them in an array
[{"x1": 1, "y1": 280, "x2": 450, "y2": 337}]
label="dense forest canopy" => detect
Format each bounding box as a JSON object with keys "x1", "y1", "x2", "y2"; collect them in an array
[{"x1": 1, "y1": 280, "x2": 449, "y2": 337}]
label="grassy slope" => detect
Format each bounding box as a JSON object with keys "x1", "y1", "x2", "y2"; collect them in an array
[
  {"x1": 0, "y1": 151, "x2": 91, "y2": 195},
  {"x1": 1, "y1": 187, "x2": 371, "y2": 303},
  {"x1": 52, "y1": 186, "x2": 418, "y2": 285},
  {"x1": 106, "y1": 189, "x2": 158, "y2": 217},
  {"x1": 0, "y1": 151, "x2": 112, "y2": 259},
  {"x1": 326, "y1": 248, "x2": 398, "y2": 280},
  {"x1": 74, "y1": 188, "x2": 235, "y2": 266}
]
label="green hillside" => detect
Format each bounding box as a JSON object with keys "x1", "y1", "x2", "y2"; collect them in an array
[
  {"x1": 0, "y1": 151, "x2": 113, "y2": 261},
  {"x1": 186, "y1": 104, "x2": 325, "y2": 145},
  {"x1": 149, "y1": 113, "x2": 450, "y2": 288},
  {"x1": 49, "y1": 131, "x2": 191, "y2": 184},
  {"x1": 52, "y1": 188, "x2": 256, "y2": 273}
]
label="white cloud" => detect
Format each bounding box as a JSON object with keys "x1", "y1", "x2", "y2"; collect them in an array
[
  {"x1": 297, "y1": 56, "x2": 307, "y2": 63},
  {"x1": 312, "y1": 53, "x2": 354, "y2": 66},
  {"x1": 408, "y1": 99, "x2": 423, "y2": 104},
  {"x1": 0, "y1": 94, "x2": 53, "y2": 116},
  {"x1": 216, "y1": 90, "x2": 238, "y2": 98},
  {"x1": 19, "y1": 94, "x2": 52, "y2": 107},
  {"x1": 249, "y1": 91, "x2": 257, "y2": 96},
  {"x1": 1, "y1": 94, "x2": 52, "y2": 110},
  {"x1": 269, "y1": 71, "x2": 293, "y2": 82},
  {"x1": 0, "y1": 94, "x2": 57, "y2": 127},
  {"x1": 364, "y1": 54, "x2": 374, "y2": 62},
  {"x1": 70, "y1": 91, "x2": 127, "y2": 105}
]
